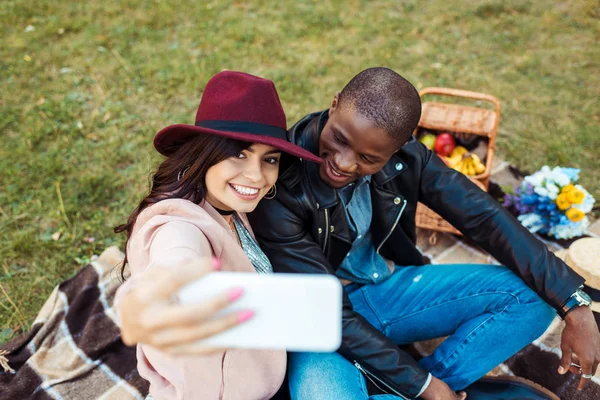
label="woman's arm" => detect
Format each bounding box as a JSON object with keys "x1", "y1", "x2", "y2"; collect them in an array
[{"x1": 116, "y1": 221, "x2": 249, "y2": 354}]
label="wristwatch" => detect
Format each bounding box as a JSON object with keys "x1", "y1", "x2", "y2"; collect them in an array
[{"x1": 558, "y1": 286, "x2": 592, "y2": 319}]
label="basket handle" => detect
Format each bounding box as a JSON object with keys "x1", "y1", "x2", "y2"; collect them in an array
[{"x1": 419, "y1": 87, "x2": 500, "y2": 116}]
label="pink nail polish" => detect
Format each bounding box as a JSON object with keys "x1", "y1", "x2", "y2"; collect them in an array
[
  {"x1": 238, "y1": 310, "x2": 254, "y2": 323},
  {"x1": 212, "y1": 257, "x2": 221, "y2": 270},
  {"x1": 228, "y1": 287, "x2": 244, "y2": 302}
]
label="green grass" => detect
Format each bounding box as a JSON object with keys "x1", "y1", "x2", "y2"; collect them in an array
[{"x1": 1, "y1": 0, "x2": 599, "y2": 341}]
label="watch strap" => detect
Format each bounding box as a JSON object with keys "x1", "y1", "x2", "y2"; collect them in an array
[
  {"x1": 558, "y1": 288, "x2": 591, "y2": 320},
  {"x1": 558, "y1": 294, "x2": 582, "y2": 319}
]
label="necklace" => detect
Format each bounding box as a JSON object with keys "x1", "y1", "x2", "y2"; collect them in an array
[{"x1": 228, "y1": 216, "x2": 241, "y2": 246}]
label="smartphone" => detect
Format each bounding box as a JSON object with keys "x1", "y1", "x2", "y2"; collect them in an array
[{"x1": 177, "y1": 272, "x2": 342, "y2": 352}]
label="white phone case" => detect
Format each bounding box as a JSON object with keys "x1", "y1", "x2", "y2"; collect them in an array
[{"x1": 178, "y1": 272, "x2": 342, "y2": 352}]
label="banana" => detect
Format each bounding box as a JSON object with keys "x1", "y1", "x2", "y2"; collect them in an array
[
  {"x1": 449, "y1": 146, "x2": 468, "y2": 158},
  {"x1": 462, "y1": 159, "x2": 470, "y2": 175},
  {"x1": 467, "y1": 162, "x2": 476, "y2": 176},
  {"x1": 446, "y1": 155, "x2": 463, "y2": 168},
  {"x1": 462, "y1": 152, "x2": 472, "y2": 175},
  {"x1": 471, "y1": 154, "x2": 486, "y2": 174},
  {"x1": 449, "y1": 150, "x2": 486, "y2": 176},
  {"x1": 457, "y1": 153, "x2": 475, "y2": 176},
  {"x1": 451, "y1": 150, "x2": 486, "y2": 176},
  {"x1": 474, "y1": 161, "x2": 485, "y2": 174},
  {"x1": 446, "y1": 146, "x2": 470, "y2": 169}
]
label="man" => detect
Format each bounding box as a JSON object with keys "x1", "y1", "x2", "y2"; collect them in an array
[{"x1": 249, "y1": 68, "x2": 600, "y2": 400}]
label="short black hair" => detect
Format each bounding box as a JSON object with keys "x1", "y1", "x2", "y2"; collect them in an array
[{"x1": 338, "y1": 67, "x2": 421, "y2": 144}]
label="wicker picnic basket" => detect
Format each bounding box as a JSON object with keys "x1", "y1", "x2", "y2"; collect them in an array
[{"x1": 414, "y1": 87, "x2": 501, "y2": 235}]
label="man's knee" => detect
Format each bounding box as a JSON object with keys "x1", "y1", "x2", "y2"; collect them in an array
[
  {"x1": 492, "y1": 276, "x2": 556, "y2": 338},
  {"x1": 529, "y1": 297, "x2": 556, "y2": 336}
]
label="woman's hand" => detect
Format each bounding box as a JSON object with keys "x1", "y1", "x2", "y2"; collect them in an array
[{"x1": 119, "y1": 258, "x2": 253, "y2": 354}]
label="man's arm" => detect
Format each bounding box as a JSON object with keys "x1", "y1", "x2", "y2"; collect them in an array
[
  {"x1": 417, "y1": 143, "x2": 600, "y2": 388},
  {"x1": 417, "y1": 146, "x2": 584, "y2": 308},
  {"x1": 250, "y1": 193, "x2": 430, "y2": 398}
]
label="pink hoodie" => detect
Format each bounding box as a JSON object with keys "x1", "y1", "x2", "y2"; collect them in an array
[{"x1": 115, "y1": 198, "x2": 286, "y2": 399}]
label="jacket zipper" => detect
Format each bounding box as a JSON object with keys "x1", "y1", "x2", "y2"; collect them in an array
[
  {"x1": 322, "y1": 208, "x2": 330, "y2": 252},
  {"x1": 353, "y1": 361, "x2": 410, "y2": 399},
  {"x1": 220, "y1": 351, "x2": 228, "y2": 398},
  {"x1": 376, "y1": 198, "x2": 407, "y2": 254}
]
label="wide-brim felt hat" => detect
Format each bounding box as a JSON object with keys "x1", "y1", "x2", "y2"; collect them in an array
[
  {"x1": 153, "y1": 71, "x2": 322, "y2": 164},
  {"x1": 555, "y1": 237, "x2": 600, "y2": 313}
]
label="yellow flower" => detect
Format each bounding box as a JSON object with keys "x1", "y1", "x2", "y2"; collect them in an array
[
  {"x1": 561, "y1": 184, "x2": 575, "y2": 193},
  {"x1": 556, "y1": 193, "x2": 571, "y2": 210},
  {"x1": 567, "y1": 188, "x2": 584, "y2": 204},
  {"x1": 566, "y1": 208, "x2": 585, "y2": 223}
]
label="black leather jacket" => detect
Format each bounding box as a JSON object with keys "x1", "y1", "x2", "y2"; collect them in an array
[{"x1": 249, "y1": 110, "x2": 583, "y2": 398}]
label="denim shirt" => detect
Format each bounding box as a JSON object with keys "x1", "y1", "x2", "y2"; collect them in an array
[
  {"x1": 335, "y1": 176, "x2": 394, "y2": 285},
  {"x1": 335, "y1": 177, "x2": 434, "y2": 396}
]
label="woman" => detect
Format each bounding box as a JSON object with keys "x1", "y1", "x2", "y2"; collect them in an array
[{"x1": 114, "y1": 71, "x2": 322, "y2": 400}]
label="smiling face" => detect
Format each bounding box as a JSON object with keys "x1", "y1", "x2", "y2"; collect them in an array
[
  {"x1": 204, "y1": 143, "x2": 281, "y2": 213},
  {"x1": 318, "y1": 97, "x2": 402, "y2": 188}
]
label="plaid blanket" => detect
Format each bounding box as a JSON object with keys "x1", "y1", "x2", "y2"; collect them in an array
[
  {"x1": 2, "y1": 242, "x2": 598, "y2": 399},
  {"x1": 0, "y1": 246, "x2": 149, "y2": 400}
]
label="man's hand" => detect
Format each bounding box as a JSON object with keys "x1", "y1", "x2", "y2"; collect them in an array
[
  {"x1": 558, "y1": 306, "x2": 600, "y2": 390},
  {"x1": 421, "y1": 376, "x2": 467, "y2": 400}
]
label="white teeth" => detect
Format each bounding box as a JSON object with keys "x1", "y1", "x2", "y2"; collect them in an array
[
  {"x1": 330, "y1": 165, "x2": 342, "y2": 177},
  {"x1": 231, "y1": 184, "x2": 259, "y2": 196}
]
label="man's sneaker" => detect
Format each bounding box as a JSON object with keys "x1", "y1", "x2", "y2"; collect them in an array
[{"x1": 464, "y1": 376, "x2": 560, "y2": 400}]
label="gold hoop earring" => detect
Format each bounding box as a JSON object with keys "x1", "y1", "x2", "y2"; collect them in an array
[
  {"x1": 177, "y1": 166, "x2": 191, "y2": 182},
  {"x1": 264, "y1": 184, "x2": 277, "y2": 200}
]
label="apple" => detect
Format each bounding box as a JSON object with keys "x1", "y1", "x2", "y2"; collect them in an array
[
  {"x1": 420, "y1": 134, "x2": 436, "y2": 149},
  {"x1": 434, "y1": 133, "x2": 456, "y2": 156}
]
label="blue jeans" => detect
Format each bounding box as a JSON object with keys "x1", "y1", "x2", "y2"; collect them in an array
[{"x1": 288, "y1": 264, "x2": 555, "y2": 399}]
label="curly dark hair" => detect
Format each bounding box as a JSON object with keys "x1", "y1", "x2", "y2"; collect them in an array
[{"x1": 338, "y1": 67, "x2": 421, "y2": 145}]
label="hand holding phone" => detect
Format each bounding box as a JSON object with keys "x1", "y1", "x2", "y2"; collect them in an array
[{"x1": 119, "y1": 259, "x2": 248, "y2": 355}]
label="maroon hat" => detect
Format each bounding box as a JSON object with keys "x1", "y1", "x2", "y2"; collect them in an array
[{"x1": 153, "y1": 71, "x2": 322, "y2": 163}]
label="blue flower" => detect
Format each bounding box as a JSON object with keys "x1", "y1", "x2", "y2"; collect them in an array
[
  {"x1": 521, "y1": 194, "x2": 538, "y2": 205},
  {"x1": 508, "y1": 166, "x2": 591, "y2": 240},
  {"x1": 559, "y1": 168, "x2": 580, "y2": 182},
  {"x1": 524, "y1": 183, "x2": 535, "y2": 195}
]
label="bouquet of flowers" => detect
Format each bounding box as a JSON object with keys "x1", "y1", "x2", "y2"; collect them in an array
[{"x1": 503, "y1": 166, "x2": 596, "y2": 239}]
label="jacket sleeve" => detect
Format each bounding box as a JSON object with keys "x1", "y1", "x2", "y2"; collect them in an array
[
  {"x1": 120, "y1": 220, "x2": 226, "y2": 400},
  {"x1": 250, "y1": 194, "x2": 430, "y2": 398},
  {"x1": 417, "y1": 144, "x2": 584, "y2": 310}
]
